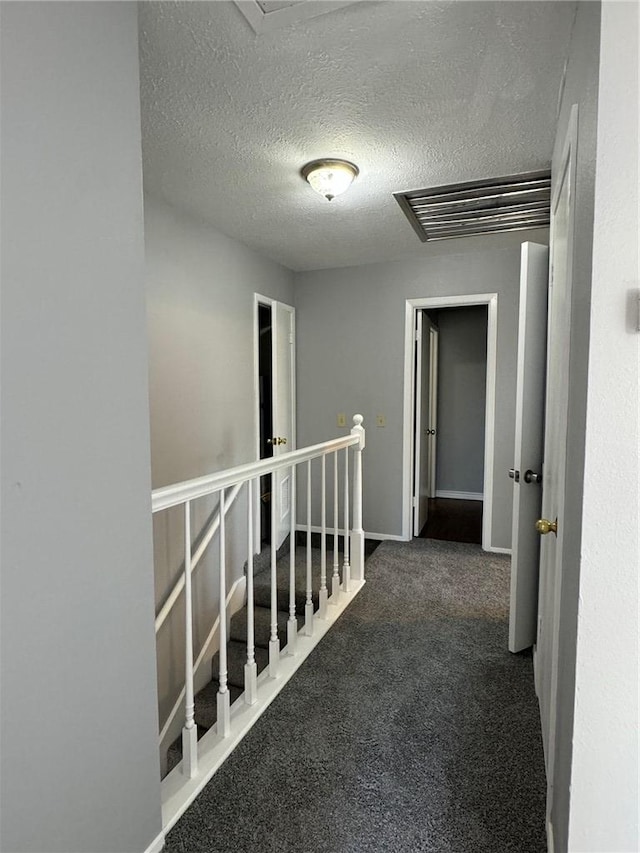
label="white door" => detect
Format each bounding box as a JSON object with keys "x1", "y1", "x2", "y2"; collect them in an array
[
  {"x1": 508, "y1": 242, "x2": 549, "y2": 653},
  {"x1": 427, "y1": 326, "x2": 439, "y2": 498},
  {"x1": 413, "y1": 313, "x2": 438, "y2": 535},
  {"x1": 271, "y1": 300, "x2": 296, "y2": 549},
  {"x1": 536, "y1": 107, "x2": 578, "y2": 785}
]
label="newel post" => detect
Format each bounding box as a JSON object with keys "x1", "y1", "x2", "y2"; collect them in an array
[{"x1": 350, "y1": 414, "x2": 365, "y2": 582}]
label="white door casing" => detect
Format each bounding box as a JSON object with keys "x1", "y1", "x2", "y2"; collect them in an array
[
  {"x1": 509, "y1": 242, "x2": 549, "y2": 653},
  {"x1": 536, "y1": 106, "x2": 578, "y2": 814},
  {"x1": 403, "y1": 294, "x2": 497, "y2": 549}
]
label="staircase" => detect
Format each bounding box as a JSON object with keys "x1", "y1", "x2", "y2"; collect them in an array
[
  {"x1": 166, "y1": 542, "x2": 338, "y2": 774},
  {"x1": 154, "y1": 416, "x2": 367, "y2": 832}
]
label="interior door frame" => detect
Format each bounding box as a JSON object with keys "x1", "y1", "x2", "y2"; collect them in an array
[
  {"x1": 402, "y1": 294, "x2": 498, "y2": 550},
  {"x1": 253, "y1": 293, "x2": 297, "y2": 553}
]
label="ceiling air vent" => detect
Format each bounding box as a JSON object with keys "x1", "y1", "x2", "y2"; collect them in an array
[{"x1": 394, "y1": 170, "x2": 551, "y2": 242}]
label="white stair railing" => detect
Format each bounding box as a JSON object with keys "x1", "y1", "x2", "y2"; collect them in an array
[{"x1": 152, "y1": 415, "x2": 365, "y2": 833}]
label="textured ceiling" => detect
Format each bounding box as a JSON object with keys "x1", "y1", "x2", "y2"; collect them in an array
[{"x1": 139, "y1": 1, "x2": 576, "y2": 271}]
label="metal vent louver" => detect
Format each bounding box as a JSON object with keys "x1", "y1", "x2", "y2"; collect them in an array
[{"x1": 394, "y1": 170, "x2": 551, "y2": 242}]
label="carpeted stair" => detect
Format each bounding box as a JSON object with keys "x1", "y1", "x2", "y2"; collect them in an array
[{"x1": 165, "y1": 543, "x2": 338, "y2": 775}]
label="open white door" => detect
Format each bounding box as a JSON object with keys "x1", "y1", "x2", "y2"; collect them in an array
[
  {"x1": 413, "y1": 311, "x2": 428, "y2": 535},
  {"x1": 427, "y1": 325, "x2": 438, "y2": 498},
  {"x1": 537, "y1": 107, "x2": 578, "y2": 791},
  {"x1": 413, "y1": 313, "x2": 438, "y2": 535},
  {"x1": 508, "y1": 242, "x2": 549, "y2": 653},
  {"x1": 271, "y1": 301, "x2": 295, "y2": 549}
]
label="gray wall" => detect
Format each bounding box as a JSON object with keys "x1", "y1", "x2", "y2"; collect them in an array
[
  {"x1": 433, "y1": 307, "x2": 487, "y2": 495},
  {"x1": 544, "y1": 4, "x2": 601, "y2": 850},
  {"x1": 0, "y1": 4, "x2": 162, "y2": 852},
  {"x1": 144, "y1": 196, "x2": 294, "y2": 730},
  {"x1": 294, "y1": 237, "x2": 547, "y2": 548}
]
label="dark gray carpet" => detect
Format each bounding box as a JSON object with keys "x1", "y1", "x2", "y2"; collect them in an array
[{"x1": 164, "y1": 538, "x2": 546, "y2": 853}]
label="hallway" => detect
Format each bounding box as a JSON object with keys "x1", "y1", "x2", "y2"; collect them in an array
[{"x1": 164, "y1": 539, "x2": 545, "y2": 852}]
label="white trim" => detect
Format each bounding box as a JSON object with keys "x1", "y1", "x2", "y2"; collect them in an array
[
  {"x1": 485, "y1": 545, "x2": 512, "y2": 555},
  {"x1": 435, "y1": 490, "x2": 483, "y2": 501},
  {"x1": 143, "y1": 830, "x2": 165, "y2": 853},
  {"x1": 295, "y1": 523, "x2": 405, "y2": 542},
  {"x1": 362, "y1": 530, "x2": 406, "y2": 542},
  {"x1": 161, "y1": 580, "x2": 365, "y2": 833},
  {"x1": 402, "y1": 294, "x2": 498, "y2": 551}
]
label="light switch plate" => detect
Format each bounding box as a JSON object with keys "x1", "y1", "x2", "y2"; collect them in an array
[
  {"x1": 337, "y1": 413, "x2": 346, "y2": 427},
  {"x1": 376, "y1": 415, "x2": 386, "y2": 427}
]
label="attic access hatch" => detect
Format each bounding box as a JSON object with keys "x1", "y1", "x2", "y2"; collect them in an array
[
  {"x1": 394, "y1": 170, "x2": 551, "y2": 242},
  {"x1": 235, "y1": 1, "x2": 359, "y2": 33}
]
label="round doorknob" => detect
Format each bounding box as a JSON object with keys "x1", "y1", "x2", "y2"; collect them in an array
[
  {"x1": 536, "y1": 518, "x2": 557, "y2": 536},
  {"x1": 269, "y1": 436, "x2": 287, "y2": 446},
  {"x1": 524, "y1": 469, "x2": 542, "y2": 484}
]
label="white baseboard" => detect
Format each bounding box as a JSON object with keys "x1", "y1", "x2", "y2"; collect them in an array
[
  {"x1": 295, "y1": 524, "x2": 405, "y2": 542},
  {"x1": 435, "y1": 490, "x2": 483, "y2": 501},
  {"x1": 144, "y1": 830, "x2": 165, "y2": 853},
  {"x1": 364, "y1": 530, "x2": 406, "y2": 542},
  {"x1": 484, "y1": 545, "x2": 512, "y2": 555}
]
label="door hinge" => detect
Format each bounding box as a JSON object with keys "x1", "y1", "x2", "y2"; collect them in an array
[{"x1": 412, "y1": 496, "x2": 418, "y2": 508}]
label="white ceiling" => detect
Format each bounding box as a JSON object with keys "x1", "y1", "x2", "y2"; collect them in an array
[{"x1": 138, "y1": 1, "x2": 576, "y2": 271}]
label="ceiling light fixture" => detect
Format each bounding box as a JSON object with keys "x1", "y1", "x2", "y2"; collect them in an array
[{"x1": 301, "y1": 159, "x2": 359, "y2": 201}]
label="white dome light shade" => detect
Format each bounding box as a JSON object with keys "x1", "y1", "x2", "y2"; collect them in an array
[{"x1": 301, "y1": 159, "x2": 359, "y2": 201}]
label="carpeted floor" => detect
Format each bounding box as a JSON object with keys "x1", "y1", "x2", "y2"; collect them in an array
[{"x1": 164, "y1": 539, "x2": 546, "y2": 853}]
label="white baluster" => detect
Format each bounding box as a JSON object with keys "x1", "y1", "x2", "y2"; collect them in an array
[
  {"x1": 269, "y1": 474, "x2": 280, "y2": 677},
  {"x1": 287, "y1": 465, "x2": 298, "y2": 654},
  {"x1": 304, "y1": 459, "x2": 314, "y2": 635},
  {"x1": 331, "y1": 451, "x2": 340, "y2": 601},
  {"x1": 350, "y1": 415, "x2": 366, "y2": 582},
  {"x1": 342, "y1": 446, "x2": 351, "y2": 593},
  {"x1": 319, "y1": 454, "x2": 328, "y2": 619},
  {"x1": 217, "y1": 488, "x2": 231, "y2": 736},
  {"x1": 182, "y1": 500, "x2": 198, "y2": 777},
  {"x1": 244, "y1": 479, "x2": 258, "y2": 705}
]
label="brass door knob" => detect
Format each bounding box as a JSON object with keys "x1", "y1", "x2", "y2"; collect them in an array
[
  {"x1": 268, "y1": 436, "x2": 287, "y2": 446},
  {"x1": 536, "y1": 518, "x2": 558, "y2": 536}
]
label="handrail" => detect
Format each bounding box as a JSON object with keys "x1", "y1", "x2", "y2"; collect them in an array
[
  {"x1": 154, "y1": 415, "x2": 366, "y2": 785},
  {"x1": 151, "y1": 433, "x2": 360, "y2": 513},
  {"x1": 155, "y1": 482, "x2": 242, "y2": 633}
]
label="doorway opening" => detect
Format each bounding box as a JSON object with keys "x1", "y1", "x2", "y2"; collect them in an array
[
  {"x1": 402, "y1": 294, "x2": 498, "y2": 550},
  {"x1": 253, "y1": 294, "x2": 296, "y2": 553},
  {"x1": 414, "y1": 306, "x2": 488, "y2": 545},
  {"x1": 257, "y1": 302, "x2": 273, "y2": 546}
]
